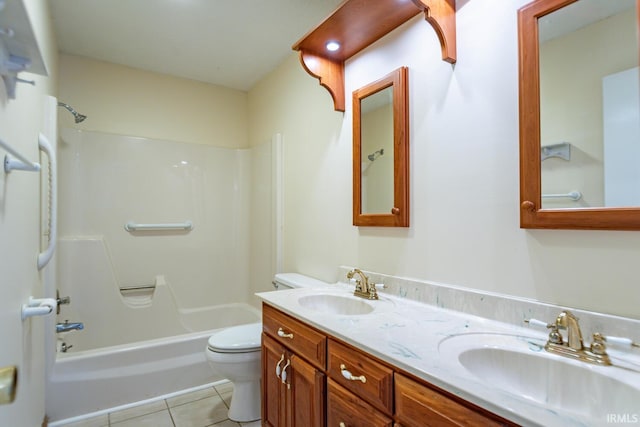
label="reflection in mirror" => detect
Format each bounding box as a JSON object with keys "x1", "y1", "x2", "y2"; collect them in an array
[
  {"x1": 361, "y1": 86, "x2": 394, "y2": 214},
  {"x1": 539, "y1": 0, "x2": 638, "y2": 209},
  {"x1": 353, "y1": 67, "x2": 409, "y2": 227},
  {"x1": 518, "y1": 0, "x2": 640, "y2": 230}
]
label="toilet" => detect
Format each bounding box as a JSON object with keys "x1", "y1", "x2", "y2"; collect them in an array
[{"x1": 205, "y1": 273, "x2": 328, "y2": 422}]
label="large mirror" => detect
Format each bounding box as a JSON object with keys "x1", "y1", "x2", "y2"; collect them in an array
[
  {"x1": 353, "y1": 67, "x2": 409, "y2": 227},
  {"x1": 519, "y1": 0, "x2": 640, "y2": 229}
]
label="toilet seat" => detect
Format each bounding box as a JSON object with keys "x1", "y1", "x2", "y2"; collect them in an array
[{"x1": 207, "y1": 322, "x2": 262, "y2": 353}]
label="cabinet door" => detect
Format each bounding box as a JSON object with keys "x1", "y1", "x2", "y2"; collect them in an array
[
  {"x1": 262, "y1": 334, "x2": 287, "y2": 427},
  {"x1": 327, "y1": 379, "x2": 393, "y2": 427},
  {"x1": 289, "y1": 354, "x2": 325, "y2": 427}
]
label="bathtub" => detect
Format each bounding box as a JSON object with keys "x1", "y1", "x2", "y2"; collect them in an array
[{"x1": 46, "y1": 304, "x2": 261, "y2": 422}]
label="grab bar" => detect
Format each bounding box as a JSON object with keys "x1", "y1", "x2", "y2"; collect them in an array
[
  {"x1": 0, "y1": 137, "x2": 41, "y2": 173},
  {"x1": 542, "y1": 191, "x2": 582, "y2": 201},
  {"x1": 37, "y1": 134, "x2": 56, "y2": 270},
  {"x1": 119, "y1": 285, "x2": 156, "y2": 291},
  {"x1": 124, "y1": 221, "x2": 193, "y2": 232}
]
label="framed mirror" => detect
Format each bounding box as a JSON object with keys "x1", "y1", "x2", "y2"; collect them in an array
[
  {"x1": 353, "y1": 66, "x2": 409, "y2": 227},
  {"x1": 519, "y1": 0, "x2": 640, "y2": 230}
]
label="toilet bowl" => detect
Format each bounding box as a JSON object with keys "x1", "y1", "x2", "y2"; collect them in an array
[
  {"x1": 205, "y1": 322, "x2": 262, "y2": 422},
  {"x1": 205, "y1": 273, "x2": 329, "y2": 422}
]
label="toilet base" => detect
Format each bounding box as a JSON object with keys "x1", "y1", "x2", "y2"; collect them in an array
[{"x1": 227, "y1": 379, "x2": 261, "y2": 422}]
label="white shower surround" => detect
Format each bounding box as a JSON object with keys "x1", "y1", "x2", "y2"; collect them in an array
[
  {"x1": 48, "y1": 129, "x2": 275, "y2": 420},
  {"x1": 57, "y1": 128, "x2": 253, "y2": 315}
]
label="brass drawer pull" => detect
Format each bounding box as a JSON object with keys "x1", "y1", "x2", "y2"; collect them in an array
[
  {"x1": 340, "y1": 363, "x2": 367, "y2": 383},
  {"x1": 275, "y1": 354, "x2": 285, "y2": 379},
  {"x1": 277, "y1": 327, "x2": 294, "y2": 339},
  {"x1": 281, "y1": 359, "x2": 291, "y2": 388}
]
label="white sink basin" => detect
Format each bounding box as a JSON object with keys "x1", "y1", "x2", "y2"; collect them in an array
[
  {"x1": 438, "y1": 333, "x2": 640, "y2": 418},
  {"x1": 295, "y1": 289, "x2": 395, "y2": 316},
  {"x1": 297, "y1": 294, "x2": 375, "y2": 315}
]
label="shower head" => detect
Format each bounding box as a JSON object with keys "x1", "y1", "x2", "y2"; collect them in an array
[
  {"x1": 57, "y1": 102, "x2": 87, "y2": 123},
  {"x1": 367, "y1": 148, "x2": 384, "y2": 162}
]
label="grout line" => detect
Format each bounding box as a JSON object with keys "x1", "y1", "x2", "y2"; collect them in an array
[{"x1": 165, "y1": 399, "x2": 177, "y2": 427}]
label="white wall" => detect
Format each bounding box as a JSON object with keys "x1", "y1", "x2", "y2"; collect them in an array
[
  {"x1": 58, "y1": 54, "x2": 249, "y2": 148},
  {"x1": 0, "y1": 0, "x2": 58, "y2": 425},
  {"x1": 248, "y1": 0, "x2": 640, "y2": 319}
]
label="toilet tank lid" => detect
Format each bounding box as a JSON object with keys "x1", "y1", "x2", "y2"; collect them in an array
[
  {"x1": 274, "y1": 273, "x2": 329, "y2": 289},
  {"x1": 208, "y1": 322, "x2": 262, "y2": 352}
]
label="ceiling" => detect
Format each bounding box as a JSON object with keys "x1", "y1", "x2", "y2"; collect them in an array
[{"x1": 50, "y1": 0, "x2": 343, "y2": 91}]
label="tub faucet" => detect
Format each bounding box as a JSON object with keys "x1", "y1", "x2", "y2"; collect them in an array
[
  {"x1": 56, "y1": 321, "x2": 84, "y2": 333},
  {"x1": 346, "y1": 268, "x2": 378, "y2": 300}
]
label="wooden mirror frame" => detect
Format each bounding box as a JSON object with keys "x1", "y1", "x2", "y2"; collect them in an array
[
  {"x1": 353, "y1": 67, "x2": 409, "y2": 227},
  {"x1": 519, "y1": 0, "x2": 640, "y2": 230}
]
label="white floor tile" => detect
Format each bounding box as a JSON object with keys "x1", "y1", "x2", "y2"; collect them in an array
[
  {"x1": 109, "y1": 400, "x2": 168, "y2": 424},
  {"x1": 211, "y1": 420, "x2": 241, "y2": 427},
  {"x1": 59, "y1": 414, "x2": 109, "y2": 427},
  {"x1": 166, "y1": 386, "x2": 218, "y2": 408},
  {"x1": 213, "y1": 381, "x2": 233, "y2": 395},
  {"x1": 110, "y1": 409, "x2": 174, "y2": 427},
  {"x1": 239, "y1": 421, "x2": 261, "y2": 427},
  {"x1": 170, "y1": 394, "x2": 229, "y2": 427}
]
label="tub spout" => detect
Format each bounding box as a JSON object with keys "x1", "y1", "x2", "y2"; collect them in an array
[{"x1": 56, "y1": 321, "x2": 84, "y2": 333}]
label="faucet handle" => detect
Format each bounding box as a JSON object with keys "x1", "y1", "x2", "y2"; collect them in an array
[
  {"x1": 590, "y1": 333, "x2": 608, "y2": 355},
  {"x1": 597, "y1": 334, "x2": 640, "y2": 350},
  {"x1": 524, "y1": 318, "x2": 551, "y2": 329},
  {"x1": 524, "y1": 318, "x2": 563, "y2": 344}
]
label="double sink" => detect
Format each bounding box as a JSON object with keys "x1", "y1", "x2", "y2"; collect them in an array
[{"x1": 292, "y1": 288, "x2": 640, "y2": 422}]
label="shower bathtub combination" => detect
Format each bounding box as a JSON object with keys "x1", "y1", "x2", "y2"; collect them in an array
[
  {"x1": 47, "y1": 304, "x2": 260, "y2": 422},
  {"x1": 46, "y1": 129, "x2": 279, "y2": 423}
]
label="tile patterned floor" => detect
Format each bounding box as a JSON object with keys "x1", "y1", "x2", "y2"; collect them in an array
[{"x1": 59, "y1": 383, "x2": 260, "y2": 427}]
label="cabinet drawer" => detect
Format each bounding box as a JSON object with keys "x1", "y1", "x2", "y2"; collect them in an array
[
  {"x1": 395, "y1": 374, "x2": 509, "y2": 427},
  {"x1": 327, "y1": 379, "x2": 393, "y2": 427},
  {"x1": 327, "y1": 339, "x2": 393, "y2": 415},
  {"x1": 262, "y1": 303, "x2": 327, "y2": 369}
]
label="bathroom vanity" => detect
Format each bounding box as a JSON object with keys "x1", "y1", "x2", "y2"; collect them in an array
[
  {"x1": 258, "y1": 271, "x2": 640, "y2": 427},
  {"x1": 261, "y1": 303, "x2": 510, "y2": 426}
]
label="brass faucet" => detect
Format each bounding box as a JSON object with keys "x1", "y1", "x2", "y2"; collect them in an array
[
  {"x1": 544, "y1": 310, "x2": 611, "y2": 366},
  {"x1": 346, "y1": 269, "x2": 378, "y2": 300}
]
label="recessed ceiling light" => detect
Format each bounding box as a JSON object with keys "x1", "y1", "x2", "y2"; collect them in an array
[{"x1": 326, "y1": 41, "x2": 340, "y2": 52}]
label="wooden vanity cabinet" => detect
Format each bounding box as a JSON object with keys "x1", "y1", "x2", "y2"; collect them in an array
[
  {"x1": 395, "y1": 374, "x2": 511, "y2": 427},
  {"x1": 262, "y1": 305, "x2": 326, "y2": 427},
  {"x1": 262, "y1": 304, "x2": 515, "y2": 427},
  {"x1": 327, "y1": 378, "x2": 393, "y2": 427},
  {"x1": 327, "y1": 338, "x2": 394, "y2": 415}
]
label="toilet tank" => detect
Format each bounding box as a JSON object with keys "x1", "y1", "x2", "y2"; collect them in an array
[{"x1": 272, "y1": 273, "x2": 329, "y2": 290}]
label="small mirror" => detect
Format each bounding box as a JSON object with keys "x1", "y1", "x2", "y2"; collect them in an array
[
  {"x1": 519, "y1": 0, "x2": 640, "y2": 229},
  {"x1": 353, "y1": 67, "x2": 409, "y2": 227}
]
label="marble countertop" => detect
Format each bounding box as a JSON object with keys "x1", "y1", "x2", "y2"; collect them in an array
[{"x1": 257, "y1": 283, "x2": 640, "y2": 427}]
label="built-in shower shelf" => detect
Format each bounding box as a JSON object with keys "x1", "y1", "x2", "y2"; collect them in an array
[
  {"x1": 0, "y1": 0, "x2": 48, "y2": 99},
  {"x1": 541, "y1": 142, "x2": 570, "y2": 161}
]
